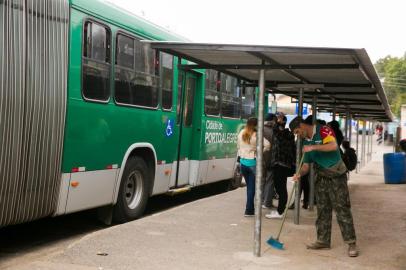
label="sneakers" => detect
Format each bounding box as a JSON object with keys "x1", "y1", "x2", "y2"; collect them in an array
[
  {"x1": 306, "y1": 241, "x2": 331, "y2": 250},
  {"x1": 265, "y1": 210, "x2": 283, "y2": 219},
  {"x1": 244, "y1": 210, "x2": 254, "y2": 217},
  {"x1": 348, "y1": 243, "x2": 359, "y2": 257},
  {"x1": 261, "y1": 204, "x2": 274, "y2": 209}
]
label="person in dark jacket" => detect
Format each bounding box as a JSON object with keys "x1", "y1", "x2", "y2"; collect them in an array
[
  {"x1": 265, "y1": 112, "x2": 296, "y2": 219},
  {"x1": 262, "y1": 113, "x2": 277, "y2": 208}
]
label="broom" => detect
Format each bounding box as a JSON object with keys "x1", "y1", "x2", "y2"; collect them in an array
[{"x1": 267, "y1": 154, "x2": 305, "y2": 250}]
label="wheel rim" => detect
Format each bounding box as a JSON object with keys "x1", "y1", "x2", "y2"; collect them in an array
[{"x1": 124, "y1": 171, "x2": 144, "y2": 209}]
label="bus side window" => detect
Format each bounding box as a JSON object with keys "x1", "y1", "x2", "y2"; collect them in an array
[
  {"x1": 204, "y1": 69, "x2": 220, "y2": 116},
  {"x1": 132, "y1": 39, "x2": 159, "y2": 108},
  {"x1": 242, "y1": 85, "x2": 255, "y2": 119},
  {"x1": 82, "y1": 21, "x2": 111, "y2": 102},
  {"x1": 220, "y1": 74, "x2": 240, "y2": 118},
  {"x1": 115, "y1": 33, "x2": 135, "y2": 105},
  {"x1": 161, "y1": 53, "x2": 173, "y2": 110},
  {"x1": 114, "y1": 36, "x2": 159, "y2": 108}
]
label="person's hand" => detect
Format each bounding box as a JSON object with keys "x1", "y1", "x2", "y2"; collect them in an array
[
  {"x1": 303, "y1": 145, "x2": 314, "y2": 153},
  {"x1": 292, "y1": 173, "x2": 301, "y2": 182}
]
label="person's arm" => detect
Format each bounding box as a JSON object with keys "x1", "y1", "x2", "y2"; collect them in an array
[
  {"x1": 263, "y1": 137, "x2": 271, "y2": 151},
  {"x1": 304, "y1": 141, "x2": 337, "y2": 152},
  {"x1": 293, "y1": 163, "x2": 310, "y2": 181},
  {"x1": 304, "y1": 125, "x2": 338, "y2": 153}
]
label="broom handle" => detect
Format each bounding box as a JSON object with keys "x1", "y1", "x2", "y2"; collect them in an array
[{"x1": 275, "y1": 154, "x2": 305, "y2": 240}]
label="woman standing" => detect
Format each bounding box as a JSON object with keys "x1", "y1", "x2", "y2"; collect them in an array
[{"x1": 237, "y1": 118, "x2": 270, "y2": 217}]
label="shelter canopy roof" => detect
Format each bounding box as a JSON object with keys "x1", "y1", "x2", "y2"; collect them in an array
[{"x1": 146, "y1": 42, "x2": 393, "y2": 121}]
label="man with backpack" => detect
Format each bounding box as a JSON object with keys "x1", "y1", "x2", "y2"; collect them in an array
[{"x1": 290, "y1": 116, "x2": 359, "y2": 257}]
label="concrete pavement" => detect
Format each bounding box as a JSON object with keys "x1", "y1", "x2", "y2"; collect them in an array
[{"x1": 7, "y1": 144, "x2": 406, "y2": 270}]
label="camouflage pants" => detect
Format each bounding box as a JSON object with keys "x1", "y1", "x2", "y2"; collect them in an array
[{"x1": 315, "y1": 173, "x2": 356, "y2": 244}]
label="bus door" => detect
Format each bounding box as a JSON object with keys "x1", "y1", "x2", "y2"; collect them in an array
[{"x1": 173, "y1": 71, "x2": 198, "y2": 187}]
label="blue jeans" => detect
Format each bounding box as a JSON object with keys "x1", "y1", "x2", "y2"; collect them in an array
[{"x1": 241, "y1": 164, "x2": 256, "y2": 214}]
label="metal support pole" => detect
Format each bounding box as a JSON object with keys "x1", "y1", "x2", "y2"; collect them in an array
[
  {"x1": 356, "y1": 120, "x2": 360, "y2": 173},
  {"x1": 349, "y1": 115, "x2": 353, "y2": 147},
  {"x1": 294, "y1": 89, "x2": 303, "y2": 225},
  {"x1": 369, "y1": 122, "x2": 374, "y2": 161},
  {"x1": 361, "y1": 120, "x2": 367, "y2": 167},
  {"x1": 254, "y1": 69, "x2": 265, "y2": 257},
  {"x1": 367, "y1": 121, "x2": 371, "y2": 162},
  {"x1": 345, "y1": 111, "x2": 350, "y2": 140},
  {"x1": 372, "y1": 121, "x2": 375, "y2": 156},
  {"x1": 332, "y1": 102, "x2": 336, "y2": 121},
  {"x1": 347, "y1": 113, "x2": 352, "y2": 180},
  {"x1": 366, "y1": 121, "x2": 370, "y2": 162},
  {"x1": 368, "y1": 120, "x2": 372, "y2": 163},
  {"x1": 309, "y1": 96, "x2": 317, "y2": 211}
]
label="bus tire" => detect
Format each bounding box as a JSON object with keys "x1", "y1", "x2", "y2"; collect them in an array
[
  {"x1": 113, "y1": 156, "x2": 150, "y2": 223},
  {"x1": 228, "y1": 163, "x2": 242, "y2": 190}
]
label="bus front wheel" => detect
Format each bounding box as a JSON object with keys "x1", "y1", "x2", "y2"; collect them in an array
[{"x1": 113, "y1": 156, "x2": 150, "y2": 223}]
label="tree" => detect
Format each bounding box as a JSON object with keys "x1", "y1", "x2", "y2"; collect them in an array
[
  {"x1": 375, "y1": 55, "x2": 392, "y2": 74},
  {"x1": 375, "y1": 55, "x2": 406, "y2": 117}
]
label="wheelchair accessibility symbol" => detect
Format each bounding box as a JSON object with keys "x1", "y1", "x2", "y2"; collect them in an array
[{"x1": 165, "y1": 119, "x2": 174, "y2": 137}]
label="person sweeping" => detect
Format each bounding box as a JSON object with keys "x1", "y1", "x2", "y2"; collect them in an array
[{"x1": 289, "y1": 116, "x2": 359, "y2": 257}]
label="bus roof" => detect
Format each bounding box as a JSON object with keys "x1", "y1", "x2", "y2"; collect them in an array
[{"x1": 70, "y1": 0, "x2": 188, "y2": 42}]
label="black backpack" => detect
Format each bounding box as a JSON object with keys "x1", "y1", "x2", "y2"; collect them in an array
[
  {"x1": 342, "y1": 148, "x2": 357, "y2": 171},
  {"x1": 270, "y1": 127, "x2": 296, "y2": 175}
]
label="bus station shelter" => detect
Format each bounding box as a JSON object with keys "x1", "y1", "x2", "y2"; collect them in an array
[{"x1": 145, "y1": 41, "x2": 393, "y2": 256}]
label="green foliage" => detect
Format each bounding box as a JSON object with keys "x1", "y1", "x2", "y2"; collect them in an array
[
  {"x1": 375, "y1": 56, "x2": 392, "y2": 74},
  {"x1": 375, "y1": 55, "x2": 406, "y2": 117}
]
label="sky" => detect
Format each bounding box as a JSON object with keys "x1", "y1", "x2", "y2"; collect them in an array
[{"x1": 108, "y1": 0, "x2": 405, "y2": 63}]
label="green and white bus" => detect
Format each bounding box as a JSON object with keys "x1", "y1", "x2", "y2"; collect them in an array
[{"x1": 0, "y1": 0, "x2": 258, "y2": 227}]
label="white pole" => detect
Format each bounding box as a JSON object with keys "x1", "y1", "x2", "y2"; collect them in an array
[
  {"x1": 345, "y1": 111, "x2": 350, "y2": 140},
  {"x1": 367, "y1": 121, "x2": 371, "y2": 162},
  {"x1": 294, "y1": 89, "x2": 303, "y2": 225},
  {"x1": 362, "y1": 120, "x2": 367, "y2": 167},
  {"x1": 356, "y1": 120, "x2": 360, "y2": 173},
  {"x1": 349, "y1": 115, "x2": 353, "y2": 147},
  {"x1": 309, "y1": 96, "x2": 316, "y2": 211},
  {"x1": 254, "y1": 69, "x2": 265, "y2": 257},
  {"x1": 369, "y1": 121, "x2": 374, "y2": 161}
]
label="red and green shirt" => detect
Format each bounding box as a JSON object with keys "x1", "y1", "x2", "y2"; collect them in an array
[{"x1": 303, "y1": 124, "x2": 342, "y2": 168}]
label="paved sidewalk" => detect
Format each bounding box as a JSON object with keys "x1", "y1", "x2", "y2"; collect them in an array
[{"x1": 10, "y1": 144, "x2": 406, "y2": 270}]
